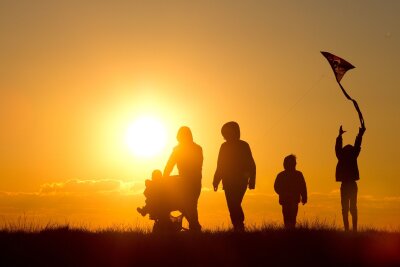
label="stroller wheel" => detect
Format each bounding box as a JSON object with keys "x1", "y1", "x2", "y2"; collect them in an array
[{"x1": 152, "y1": 213, "x2": 184, "y2": 233}]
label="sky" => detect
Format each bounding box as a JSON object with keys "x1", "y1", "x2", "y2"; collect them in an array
[{"x1": 1, "y1": 0, "x2": 399, "y2": 230}]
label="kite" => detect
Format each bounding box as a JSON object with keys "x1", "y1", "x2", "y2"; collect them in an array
[{"x1": 321, "y1": 51, "x2": 365, "y2": 129}]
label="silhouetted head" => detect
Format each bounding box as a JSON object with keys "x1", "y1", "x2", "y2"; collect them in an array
[
  {"x1": 221, "y1": 121, "x2": 240, "y2": 141},
  {"x1": 283, "y1": 154, "x2": 296, "y2": 171},
  {"x1": 342, "y1": 144, "x2": 354, "y2": 157},
  {"x1": 152, "y1": 169, "x2": 162, "y2": 180},
  {"x1": 176, "y1": 126, "x2": 193, "y2": 144}
]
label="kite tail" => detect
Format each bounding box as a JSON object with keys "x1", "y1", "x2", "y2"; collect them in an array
[
  {"x1": 338, "y1": 82, "x2": 365, "y2": 129},
  {"x1": 352, "y1": 99, "x2": 365, "y2": 129},
  {"x1": 338, "y1": 82, "x2": 352, "y2": 100}
]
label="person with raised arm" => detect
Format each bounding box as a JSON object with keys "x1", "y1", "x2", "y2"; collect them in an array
[{"x1": 335, "y1": 125, "x2": 366, "y2": 232}]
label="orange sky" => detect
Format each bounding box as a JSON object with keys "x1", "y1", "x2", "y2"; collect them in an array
[{"x1": 1, "y1": 0, "x2": 399, "y2": 230}]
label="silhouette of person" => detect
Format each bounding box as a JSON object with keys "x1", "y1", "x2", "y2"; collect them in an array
[
  {"x1": 213, "y1": 121, "x2": 256, "y2": 232},
  {"x1": 335, "y1": 125, "x2": 366, "y2": 232},
  {"x1": 274, "y1": 154, "x2": 307, "y2": 229},
  {"x1": 137, "y1": 169, "x2": 163, "y2": 218},
  {"x1": 164, "y1": 126, "x2": 203, "y2": 232}
]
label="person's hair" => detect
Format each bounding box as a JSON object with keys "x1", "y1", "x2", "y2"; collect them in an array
[
  {"x1": 283, "y1": 154, "x2": 296, "y2": 171},
  {"x1": 176, "y1": 126, "x2": 193, "y2": 143},
  {"x1": 221, "y1": 121, "x2": 240, "y2": 141}
]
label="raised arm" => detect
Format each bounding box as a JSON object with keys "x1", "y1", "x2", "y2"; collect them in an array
[
  {"x1": 354, "y1": 126, "x2": 366, "y2": 157},
  {"x1": 335, "y1": 126, "x2": 345, "y2": 159}
]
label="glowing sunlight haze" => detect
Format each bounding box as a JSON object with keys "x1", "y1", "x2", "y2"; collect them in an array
[{"x1": 125, "y1": 116, "x2": 167, "y2": 158}]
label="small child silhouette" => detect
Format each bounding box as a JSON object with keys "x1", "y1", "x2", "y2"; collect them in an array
[
  {"x1": 274, "y1": 155, "x2": 307, "y2": 229},
  {"x1": 137, "y1": 170, "x2": 185, "y2": 232},
  {"x1": 137, "y1": 169, "x2": 163, "y2": 218}
]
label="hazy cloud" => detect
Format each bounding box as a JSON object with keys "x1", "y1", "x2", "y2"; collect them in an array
[{"x1": 39, "y1": 179, "x2": 144, "y2": 195}]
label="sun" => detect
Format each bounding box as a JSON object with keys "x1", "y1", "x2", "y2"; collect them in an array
[{"x1": 125, "y1": 116, "x2": 167, "y2": 158}]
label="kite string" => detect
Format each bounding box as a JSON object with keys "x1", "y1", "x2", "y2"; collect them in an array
[
  {"x1": 352, "y1": 99, "x2": 365, "y2": 128},
  {"x1": 269, "y1": 74, "x2": 325, "y2": 133}
]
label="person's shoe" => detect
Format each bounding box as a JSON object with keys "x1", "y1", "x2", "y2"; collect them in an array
[
  {"x1": 137, "y1": 207, "x2": 146, "y2": 216},
  {"x1": 233, "y1": 223, "x2": 245, "y2": 233}
]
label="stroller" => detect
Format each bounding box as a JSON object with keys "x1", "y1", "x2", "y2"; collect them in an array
[
  {"x1": 152, "y1": 213, "x2": 185, "y2": 233},
  {"x1": 137, "y1": 171, "x2": 187, "y2": 233}
]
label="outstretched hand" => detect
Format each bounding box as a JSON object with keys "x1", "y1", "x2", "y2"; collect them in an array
[
  {"x1": 248, "y1": 180, "x2": 255, "y2": 190},
  {"x1": 213, "y1": 183, "x2": 218, "y2": 192},
  {"x1": 339, "y1": 125, "x2": 346, "y2": 136}
]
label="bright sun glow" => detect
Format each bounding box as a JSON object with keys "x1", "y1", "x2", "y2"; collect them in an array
[{"x1": 125, "y1": 116, "x2": 167, "y2": 158}]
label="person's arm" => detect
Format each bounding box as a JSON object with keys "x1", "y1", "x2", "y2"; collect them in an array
[
  {"x1": 354, "y1": 126, "x2": 366, "y2": 157},
  {"x1": 247, "y1": 143, "x2": 256, "y2": 190},
  {"x1": 300, "y1": 172, "x2": 307, "y2": 205},
  {"x1": 199, "y1": 146, "x2": 204, "y2": 173},
  {"x1": 274, "y1": 174, "x2": 281, "y2": 195},
  {"x1": 163, "y1": 149, "x2": 177, "y2": 177},
  {"x1": 213, "y1": 145, "x2": 224, "y2": 191},
  {"x1": 213, "y1": 173, "x2": 222, "y2": 192},
  {"x1": 335, "y1": 126, "x2": 345, "y2": 159}
]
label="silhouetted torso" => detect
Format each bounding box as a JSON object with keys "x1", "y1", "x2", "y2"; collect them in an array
[
  {"x1": 335, "y1": 133, "x2": 362, "y2": 182},
  {"x1": 274, "y1": 170, "x2": 307, "y2": 205},
  {"x1": 214, "y1": 140, "x2": 256, "y2": 189},
  {"x1": 165, "y1": 142, "x2": 203, "y2": 189}
]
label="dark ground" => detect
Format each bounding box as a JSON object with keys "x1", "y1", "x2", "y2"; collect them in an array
[{"x1": 0, "y1": 227, "x2": 399, "y2": 267}]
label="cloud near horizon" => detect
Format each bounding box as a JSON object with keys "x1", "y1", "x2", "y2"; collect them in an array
[{"x1": 38, "y1": 179, "x2": 144, "y2": 196}]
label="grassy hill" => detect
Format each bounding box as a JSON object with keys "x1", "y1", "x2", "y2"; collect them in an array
[{"x1": 0, "y1": 225, "x2": 399, "y2": 267}]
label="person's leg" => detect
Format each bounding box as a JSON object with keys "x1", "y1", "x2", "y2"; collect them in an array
[
  {"x1": 186, "y1": 202, "x2": 201, "y2": 232},
  {"x1": 282, "y1": 204, "x2": 290, "y2": 228},
  {"x1": 224, "y1": 188, "x2": 239, "y2": 229},
  {"x1": 224, "y1": 186, "x2": 246, "y2": 231},
  {"x1": 341, "y1": 183, "x2": 350, "y2": 231},
  {"x1": 183, "y1": 188, "x2": 202, "y2": 232},
  {"x1": 282, "y1": 203, "x2": 298, "y2": 229},
  {"x1": 349, "y1": 181, "x2": 358, "y2": 232},
  {"x1": 292, "y1": 203, "x2": 299, "y2": 228},
  {"x1": 235, "y1": 186, "x2": 246, "y2": 231}
]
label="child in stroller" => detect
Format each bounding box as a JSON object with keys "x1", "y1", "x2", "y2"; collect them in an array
[{"x1": 137, "y1": 170, "x2": 185, "y2": 232}]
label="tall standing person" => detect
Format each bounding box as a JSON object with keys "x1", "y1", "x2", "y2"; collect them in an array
[
  {"x1": 164, "y1": 126, "x2": 203, "y2": 232},
  {"x1": 213, "y1": 121, "x2": 256, "y2": 232},
  {"x1": 335, "y1": 125, "x2": 366, "y2": 232}
]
